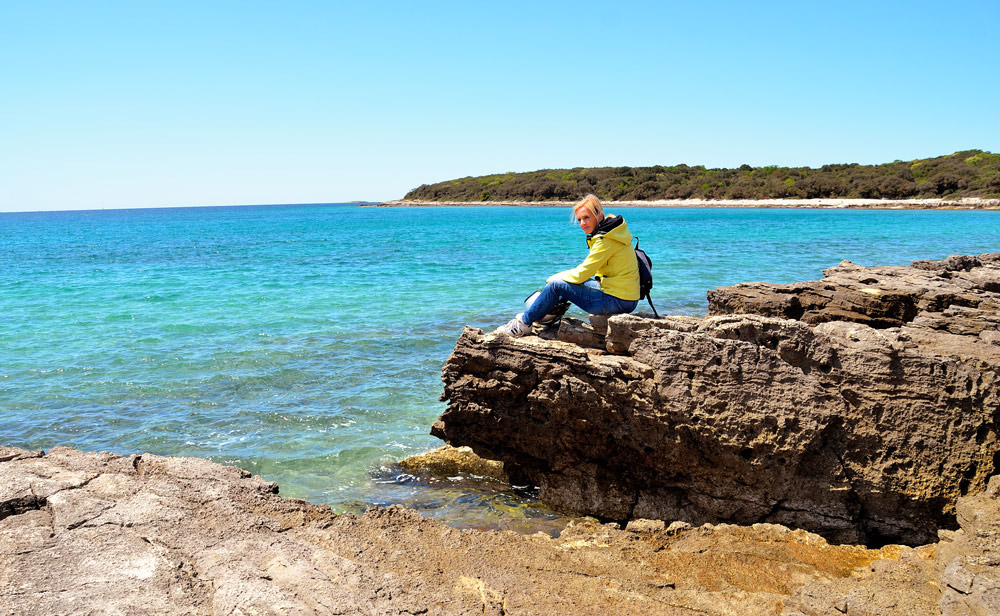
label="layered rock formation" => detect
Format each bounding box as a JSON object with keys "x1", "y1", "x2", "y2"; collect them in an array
[{"x1": 436, "y1": 254, "x2": 1000, "y2": 546}]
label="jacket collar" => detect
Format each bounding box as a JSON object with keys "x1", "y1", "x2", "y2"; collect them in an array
[{"x1": 587, "y1": 215, "x2": 624, "y2": 240}]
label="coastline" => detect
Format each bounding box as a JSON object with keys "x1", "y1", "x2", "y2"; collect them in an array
[{"x1": 371, "y1": 197, "x2": 1000, "y2": 209}]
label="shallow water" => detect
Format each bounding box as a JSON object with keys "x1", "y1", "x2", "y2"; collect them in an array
[{"x1": 2, "y1": 204, "x2": 998, "y2": 530}]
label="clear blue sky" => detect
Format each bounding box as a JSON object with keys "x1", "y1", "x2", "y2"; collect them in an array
[{"x1": 2, "y1": 1, "x2": 998, "y2": 211}]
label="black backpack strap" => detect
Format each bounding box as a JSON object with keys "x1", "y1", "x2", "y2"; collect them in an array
[
  {"x1": 646, "y1": 296, "x2": 660, "y2": 318},
  {"x1": 633, "y1": 237, "x2": 660, "y2": 318}
]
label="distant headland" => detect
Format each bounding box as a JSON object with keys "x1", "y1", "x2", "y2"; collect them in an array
[
  {"x1": 389, "y1": 150, "x2": 1000, "y2": 206},
  {"x1": 373, "y1": 197, "x2": 1000, "y2": 209}
]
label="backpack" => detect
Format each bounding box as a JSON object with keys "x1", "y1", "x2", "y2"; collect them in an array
[{"x1": 634, "y1": 239, "x2": 660, "y2": 318}]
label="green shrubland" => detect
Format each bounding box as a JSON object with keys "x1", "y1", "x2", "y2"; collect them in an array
[{"x1": 404, "y1": 150, "x2": 1000, "y2": 201}]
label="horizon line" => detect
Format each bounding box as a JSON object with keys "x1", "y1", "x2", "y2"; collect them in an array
[{"x1": 0, "y1": 201, "x2": 383, "y2": 215}]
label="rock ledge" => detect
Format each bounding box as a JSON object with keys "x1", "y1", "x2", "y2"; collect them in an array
[
  {"x1": 10, "y1": 444, "x2": 999, "y2": 615},
  {"x1": 436, "y1": 254, "x2": 1000, "y2": 546}
]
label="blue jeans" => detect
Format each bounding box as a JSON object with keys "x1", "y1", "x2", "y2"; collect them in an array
[{"x1": 522, "y1": 280, "x2": 638, "y2": 325}]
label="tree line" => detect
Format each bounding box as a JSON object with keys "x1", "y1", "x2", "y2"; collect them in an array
[{"x1": 404, "y1": 150, "x2": 1000, "y2": 202}]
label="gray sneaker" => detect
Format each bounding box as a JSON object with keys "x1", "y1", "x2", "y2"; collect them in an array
[{"x1": 494, "y1": 313, "x2": 532, "y2": 337}]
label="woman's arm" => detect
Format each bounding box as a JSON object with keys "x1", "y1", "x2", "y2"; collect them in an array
[{"x1": 546, "y1": 237, "x2": 612, "y2": 284}]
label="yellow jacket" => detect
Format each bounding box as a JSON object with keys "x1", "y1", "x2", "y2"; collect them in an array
[{"x1": 547, "y1": 215, "x2": 640, "y2": 301}]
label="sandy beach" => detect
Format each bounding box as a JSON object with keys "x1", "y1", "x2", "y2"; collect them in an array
[{"x1": 373, "y1": 197, "x2": 1000, "y2": 209}]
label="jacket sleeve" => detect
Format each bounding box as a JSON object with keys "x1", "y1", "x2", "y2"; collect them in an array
[{"x1": 547, "y1": 237, "x2": 611, "y2": 284}]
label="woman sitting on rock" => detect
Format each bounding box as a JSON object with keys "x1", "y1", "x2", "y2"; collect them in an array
[{"x1": 494, "y1": 194, "x2": 640, "y2": 337}]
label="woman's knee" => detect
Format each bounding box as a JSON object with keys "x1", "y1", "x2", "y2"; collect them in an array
[{"x1": 543, "y1": 280, "x2": 571, "y2": 297}]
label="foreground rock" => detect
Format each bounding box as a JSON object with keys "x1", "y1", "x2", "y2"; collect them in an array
[
  {"x1": 6, "y1": 445, "x2": 984, "y2": 615},
  {"x1": 436, "y1": 254, "x2": 1000, "y2": 546}
]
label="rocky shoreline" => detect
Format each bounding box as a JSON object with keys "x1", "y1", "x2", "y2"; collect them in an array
[
  {"x1": 3, "y1": 444, "x2": 997, "y2": 615},
  {"x1": 371, "y1": 198, "x2": 1000, "y2": 209}
]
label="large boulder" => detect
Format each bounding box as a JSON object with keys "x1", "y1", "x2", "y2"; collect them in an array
[{"x1": 435, "y1": 255, "x2": 1000, "y2": 546}]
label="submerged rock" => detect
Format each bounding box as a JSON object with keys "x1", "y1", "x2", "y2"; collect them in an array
[
  {"x1": 436, "y1": 254, "x2": 1000, "y2": 546},
  {"x1": 398, "y1": 444, "x2": 508, "y2": 482}
]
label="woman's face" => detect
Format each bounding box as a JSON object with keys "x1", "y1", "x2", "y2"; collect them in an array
[{"x1": 575, "y1": 207, "x2": 599, "y2": 234}]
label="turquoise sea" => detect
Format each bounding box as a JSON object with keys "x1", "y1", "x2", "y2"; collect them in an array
[{"x1": 3, "y1": 204, "x2": 999, "y2": 529}]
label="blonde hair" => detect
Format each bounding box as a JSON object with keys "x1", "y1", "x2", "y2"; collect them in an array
[{"x1": 572, "y1": 194, "x2": 604, "y2": 223}]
